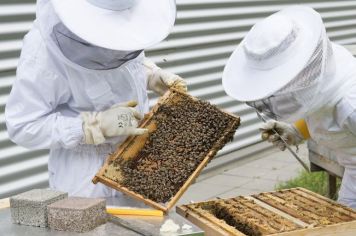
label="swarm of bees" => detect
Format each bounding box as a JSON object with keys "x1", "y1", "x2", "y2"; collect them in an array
[
  {"x1": 209, "y1": 199, "x2": 265, "y2": 236},
  {"x1": 110, "y1": 93, "x2": 239, "y2": 203},
  {"x1": 202, "y1": 197, "x2": 300, "y2": 236}
]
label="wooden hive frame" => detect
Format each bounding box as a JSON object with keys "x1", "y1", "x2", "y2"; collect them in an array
[
  {"x1": 176, "y1": 187, "x2": 356, "y2": 236},
  {"x1": 92, "y1": 89, "x2": 240, "y2": 213}
]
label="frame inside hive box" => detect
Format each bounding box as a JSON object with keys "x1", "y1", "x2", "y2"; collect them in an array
[
  {"x1": 92, "y1": 89, "x2": 240, "y2": 213},
  {"x1": 176, "y1": 187, "x2": 356, "y2": 236}
]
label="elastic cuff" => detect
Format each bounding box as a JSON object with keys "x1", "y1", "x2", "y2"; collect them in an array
[
  {"x1": 70, "y1": 118, "x2": 85, "y2": 142},
  {"x1": 81, "y1": 112, "x2": 94, "y2": 144},
  {"x1": 56, "y1": 116, "x2": 85, "y2": 149},
  {"x1": 294, "y1": 119, "x2": 310, "y2": 140},
  {"x1": 81, "y1": 112, "x2": 105, "y2": 145}
]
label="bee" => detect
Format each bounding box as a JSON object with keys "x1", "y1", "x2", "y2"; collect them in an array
[{"x1": 110, "y1": 93, "x2": 239, "y2": 203}]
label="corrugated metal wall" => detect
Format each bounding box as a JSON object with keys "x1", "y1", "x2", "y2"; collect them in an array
[{"x1": 1, "y1": 0, "x2": 356, "y2": 198}]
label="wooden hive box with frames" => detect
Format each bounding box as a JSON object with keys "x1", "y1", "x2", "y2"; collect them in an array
[
  {"x1": 92, "y1": 89, "x2": 240, "y2": 213},
  {"x1": 177, "y1": 187, "x2": 356, "y2": 236}
]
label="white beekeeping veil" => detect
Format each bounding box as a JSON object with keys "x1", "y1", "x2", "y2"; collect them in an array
[
  {"x1": 35, "y1": 0, "x2": 175, "y2": 70},
  {"x1": 223, "y1": 6, "x2": 356, "y2": 123},
  {"x1": 260, "y1": 28, "x2": 335, "y2": 122}
]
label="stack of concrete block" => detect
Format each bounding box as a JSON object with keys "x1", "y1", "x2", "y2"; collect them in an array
[
  {"x1": 47, "y1": 197, "x2": 107, "y2": 232},
  {"x1": 10, "y1": 189, "x2": 67, "y2": 227}
]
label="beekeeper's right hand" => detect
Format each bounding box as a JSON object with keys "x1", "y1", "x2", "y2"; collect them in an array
[
  {"x1": 81, "y1": 101, "x2": 148, "y2": 145},
  {"x1": 260, "y1": 120, "x2": 303, "y2": 151}
]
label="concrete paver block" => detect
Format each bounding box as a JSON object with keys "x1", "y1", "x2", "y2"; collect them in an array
[
  {"x1": 47, "y1": 197, "x2": 107, "y2": 233},
  {"x1": 10, "y1": 189, "x2": 67, "y2": 227}
]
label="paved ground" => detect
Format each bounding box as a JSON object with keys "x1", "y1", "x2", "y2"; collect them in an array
[{"x1": 178, "y1": 143, "x2": 309, "y2": 204}]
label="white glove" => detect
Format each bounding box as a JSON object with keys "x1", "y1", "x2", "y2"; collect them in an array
[
  {"x1": 81, "y1": 101, "x2": 148, "y2": 145},
  {"x1": 144, "y1": 58, "x2": 187, "y2": 96},
  {"x1": 260, "y1": 121, "x2": 303, "y2": 151}
]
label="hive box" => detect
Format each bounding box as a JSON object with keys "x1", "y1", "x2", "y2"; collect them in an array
[
  {"x1": 177, "y1": 188, "x2": 356, "y2": 236},
  {"x1": 47, "y1": 197, "x2": 107, "y2": 233},
  {"x1": 10, "y1": 189, "x2": 67, "y2": 227}
]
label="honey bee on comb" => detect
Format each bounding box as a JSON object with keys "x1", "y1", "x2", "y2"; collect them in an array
[{"x1": 100, "y1": 91, "x2": 240, "y2": 204}]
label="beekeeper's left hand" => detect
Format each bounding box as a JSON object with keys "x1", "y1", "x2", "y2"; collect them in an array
[
  {"x1": 144, "y1": 58, "x2": 187, "y2": 96},
  {"x1": 260, "y1": 120, "x2": 303, "y2": 151}
]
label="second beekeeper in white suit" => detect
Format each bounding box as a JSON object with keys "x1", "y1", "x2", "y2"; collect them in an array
[
  {"x1": 222, "y1": 6, "x2": 356, "y2": 208},
  {"x1": 5, "y1": 0, "x2": 186, "y2": 197}
]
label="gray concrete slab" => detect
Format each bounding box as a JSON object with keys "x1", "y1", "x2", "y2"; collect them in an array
[
  {"x1": 239, "y1": 178, "x2": 278, "y2": 192},
  {"x1": 177, "y1": 182, "x2": 234, "y2": 205},
  {"x1": 1, "y1": 206, "x2": 204, "y2": 236},
  {"x1": 241, "y1": 158, "x2": 289, "y2": 170},
  {"x1": 10, "y1": 189, "x2": 67, "y2": 228},
  {"x1": 262, "y1": 165, "x2": 303, "y2": 182},
  {"x1": 47, "y1": 197, "x2": 107, "y2": 233},
  {"x1": 223, "y1": 166, "x2": 270, "y2": 178},
  {"x1": 215, "y1": 188, "x2": 261, "y2": 199},
  {"x1": 1, "y1": 207, "x2": 140, "y2": 236},
  {"x1": 199, "y1": 174, "x2": 252, "y2": 187},
  {"x1": 266, "y1": 145, "x2": 309, "y2": 164}
]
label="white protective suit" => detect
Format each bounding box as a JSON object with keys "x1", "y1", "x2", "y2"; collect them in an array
[
  {"x1": 265, "y1": 33, "x2": 356, "y2": 209},
  {"x1": 222, "y1": 6, "x2": 356, "y2": 208},
  {"x1": 269, "y1": 42, "x2": 356, "y2": 208},
  {"x1": 5, "y1": 0, "x2": 149, "y2": 197},
  {"x1": 305, "y1": 45, "x2": 356, "y2": 207}
]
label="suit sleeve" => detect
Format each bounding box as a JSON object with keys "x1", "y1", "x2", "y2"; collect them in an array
[{"x1": 5, "y1": 58, "x2": 84, "y2": 150}]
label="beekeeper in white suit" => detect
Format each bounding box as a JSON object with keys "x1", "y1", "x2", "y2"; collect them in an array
[
  {"x1": 222, "y1": 6, "x2": 356, "y2": 208},
  {"x1": 5, "y1": 0, "x2": 186, "y2": 197}
]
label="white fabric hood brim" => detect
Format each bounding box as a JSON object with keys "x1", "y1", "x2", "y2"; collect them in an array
[
  {"x1": 222, "y1": 6, "x2": 322, "y2": 102},
  {"x1": 50, "y1": 0, "x2": 176, "y2": 50}
]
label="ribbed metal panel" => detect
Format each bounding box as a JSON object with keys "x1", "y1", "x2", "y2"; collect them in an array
[{"x1": 2, "y1": 0, "x2": 356, "y2": 198}]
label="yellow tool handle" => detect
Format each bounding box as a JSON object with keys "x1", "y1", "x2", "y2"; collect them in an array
[
  {"x1": 294, "y1": 119, "x2": 311, "y2": 140},
  {"x1": 106, "y1": 207, "x2": 163, "y2": 217}
]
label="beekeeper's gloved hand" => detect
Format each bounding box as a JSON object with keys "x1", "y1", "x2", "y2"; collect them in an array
[
  {"x1": 81, "y1": 101, "x2": 148, "y2": 145},
  {"x1": 260, "y1": 120, "x2": 303, "y2": 151},
  {"x1": 144, "y1": 58, "x2": 187, "y2": 96}
]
